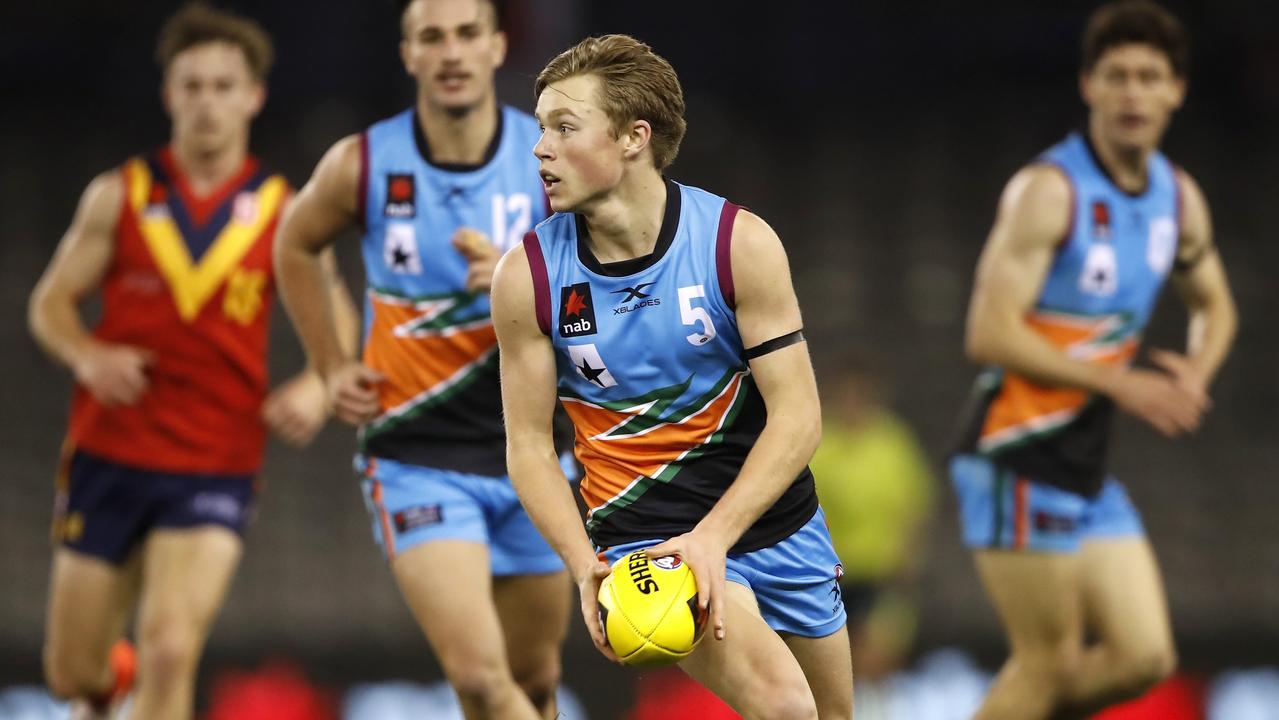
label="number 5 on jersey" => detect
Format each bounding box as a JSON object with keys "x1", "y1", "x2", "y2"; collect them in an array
[{"x1": 678, "y1": 285, "x2": 717, "y2": 346}]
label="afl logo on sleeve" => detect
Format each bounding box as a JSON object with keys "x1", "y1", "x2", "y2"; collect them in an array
[
  {"x1": 384, "y1": 174, "x2": 416, "y2": 218},
  {"x1": 559, "y1": 282, "x2": 598, "y2": 338},
  {"x1": 567, "y1": 344, "x2": 617, "y2": 388}
]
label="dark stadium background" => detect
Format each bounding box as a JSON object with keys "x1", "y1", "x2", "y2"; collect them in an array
[{"x1": 2, "y1": 1, "x2": 1276, "y2": 717}]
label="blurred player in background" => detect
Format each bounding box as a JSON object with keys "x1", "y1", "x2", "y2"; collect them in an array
[
  {"x1": 27, "y1": 4, "x2": 354, "y2": 718},
  {"x1": 494, "y1": 34, "x2": 852, "y2": 719},
  {"x1": 810, "y1": 357, "x2": 935, "y2": 688},
  {"x1": 273, "y1": 0, "x2": 567, "y2": 718},
  {"x1": 951, "y1": 1, "x2": 1238, "y2": 717}
]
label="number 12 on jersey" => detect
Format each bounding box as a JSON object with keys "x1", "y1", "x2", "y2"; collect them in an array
[{"x1": 678, "y1": 285, "x2": 717, "y2": 346}]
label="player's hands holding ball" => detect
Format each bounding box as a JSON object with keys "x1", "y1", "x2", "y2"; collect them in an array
[
  {"x1": 451, "y1": 228, "x2": 500, "y2": 293},
  {"x1": 574, "y1": 557, "x2": 622, "y2": 663},
  {"x1": 646, "y1": 527, "x2": 729, "y2": 642}
]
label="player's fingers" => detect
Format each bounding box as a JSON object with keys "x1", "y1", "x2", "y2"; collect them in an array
[
  {"x1": 356, "y1": 366, "x2": 387, "y2": 386},
  {"x1": 710, "y1": 569, "x2": 726, "y2": 641},
  {"x1": 644, "y1": 541, "x2": 679, "y2": 560},
  {"x1": 1148, "y1": 348, "x2": 1188, "y2": 376}
]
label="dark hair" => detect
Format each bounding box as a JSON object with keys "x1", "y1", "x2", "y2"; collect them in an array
[
  {"x1": 393, "y1": 0, "x2": 502, "y2": 30},
  {"x1": 155, "y1": 2, "x2": 274, "y2": 80},
  {"x1": 1082, "y1": 0, "x2": 1188, "y2": 76},
  {"x1": 535, "y1": 35, "x2": 687, "y2": 171}
]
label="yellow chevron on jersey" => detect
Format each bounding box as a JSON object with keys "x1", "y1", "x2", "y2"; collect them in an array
[{"x1": 124, "y1": 157, "x2": 288, "y2": 322}]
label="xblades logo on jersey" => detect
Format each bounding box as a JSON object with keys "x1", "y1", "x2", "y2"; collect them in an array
[
  {"x1": 611, "y1": 282, "x2": 661, "y2": 316},
  {"x1": 559, "y1": 282, "x2": 597, "y2": 337},
  {"x1": 611, "y1": 282, "x2": 655, "y2": 303}
]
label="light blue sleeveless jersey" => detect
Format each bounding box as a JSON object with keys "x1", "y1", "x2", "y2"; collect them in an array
[
  {"x1": 525, "y1": 179, "x2": 818, "y2": 553},
  {"x1": 359, "y1": 106, "x2": 548, "y2": 475},
  {"x1": 956, "y1": 132, "x2": 1181, "y2": 495}
]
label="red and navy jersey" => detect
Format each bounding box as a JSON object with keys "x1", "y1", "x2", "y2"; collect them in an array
[{"x1": 67, "y1": 147, "x2": 289, "y2": 475}]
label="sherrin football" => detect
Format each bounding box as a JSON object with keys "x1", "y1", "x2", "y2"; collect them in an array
[{"x1": 597, "y1": 551, "x2": 705, "y2": 666}]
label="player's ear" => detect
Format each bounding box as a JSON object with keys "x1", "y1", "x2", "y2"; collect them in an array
[
  {"x1": 491, "y1": 30, "x2": 508, "y2": 70},
  {"x1": 622, "y1": 119, "x2": 653, "y2": 162},
  {"x1": 1078, "y1": 71, "x2": 1093, "y2": 107},
  {"x1": 399, "y1": 38, "x2": 412, "y2": 77},
  {"x1": 1169, "y1": 75, "x2": 1187, "y2": 111},
  {"x1": 249, "y1": 82, "x2": 267, "y2": 118}
]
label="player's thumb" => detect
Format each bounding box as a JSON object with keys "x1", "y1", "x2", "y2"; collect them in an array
[
  {"x1": 357, "y1": 365, "x2": 386, "y2": 385},
  {"x1": 129, "y1": 345, "x2": 157, "y2": 367}
]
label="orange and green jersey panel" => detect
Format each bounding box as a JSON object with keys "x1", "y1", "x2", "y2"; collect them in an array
[{"x1": 955, "y1": 132, "x2": 1181, "y2": 496}]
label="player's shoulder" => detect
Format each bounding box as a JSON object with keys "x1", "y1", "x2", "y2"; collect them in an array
[
  {"x1": 500, "y1": 104, "x2": 544, "y2": 146},
  {"x1": 1002, "y1": 162, "x2": 1073, "y2": 217}
]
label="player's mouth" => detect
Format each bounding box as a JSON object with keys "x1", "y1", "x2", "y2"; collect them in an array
[
  {"x1": 541, "y1": 170, "x2": 562, "y2": 192},
  {"x1": 436, "y1": 71, "x2": 471, "y2": 92},
  {"x1": 1118, "y1": 113, "x2": 1149, "y2": 130}
]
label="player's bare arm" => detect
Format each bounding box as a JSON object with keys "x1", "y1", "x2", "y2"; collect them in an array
[
  {"x1": 492, "y1": 243, "x2": 618, "y2": 662},
  {"x1": 964, "y1": 164, "x2": 1205, "y2": 437},
  {"x1": 645, "y1": 211, "x2": 821, "y2": 641},
  {"x1": 275, "y1": 134, "x2": 381, "y2": 425},
  {"x1": 29, "y1": 171, "x2": 155, "y2": 407},
  {"x1": 1155, "y1": 169, "x2": 1237, "y2": 393}
]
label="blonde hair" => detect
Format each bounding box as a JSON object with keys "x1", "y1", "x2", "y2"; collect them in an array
[
  {"x1": 536, "y1": 34, "x2": 687, "y2": 171},
  {"x1": 156, "y1": 2, "x2": 275, "y2": 81}
]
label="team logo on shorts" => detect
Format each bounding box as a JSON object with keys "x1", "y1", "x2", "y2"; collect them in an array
[
  {"x1": 394, "y1": 504, "x2": 443, "y2": 533},
  {"x1": 384, "y1": 174, "x2": 417, "y2": 218},
  {"x1": 652, "y1": 555, "x2": 682, "y2": 570},
  {"x1": 559, "y1": 282, "x2": 598, "y2": 337}
]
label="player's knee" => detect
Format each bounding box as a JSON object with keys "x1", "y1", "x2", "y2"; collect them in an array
[
  {"x1": 1010, "y1": 643, "x2": 1082, "y2": 695},
  {"x1": 753, "y1": 681, "x2": 818, "y2": 720},
  {"x1": 138, "y1": 624, "x2": 201, "y2": 682},
  {"x1": 512, "y1": 661, "x2": 559, "y2": 710},
  {"x1": 1112, "y1": 645, "x2": 1177, "y2": 697},
  {"x1": 440, "y1": 653, "x2": 514, "y2": 705},
  {"x1": 43, "y1": 644, "x2": 99, "y2": 699}
]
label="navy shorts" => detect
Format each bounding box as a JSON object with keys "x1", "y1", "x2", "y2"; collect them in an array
[{"x1": 53, "y1": 449, "x2": 257, "y2": 565}]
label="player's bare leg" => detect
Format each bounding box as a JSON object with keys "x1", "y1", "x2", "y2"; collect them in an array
[
  {"x1": 44, "y1": 549, "x2": 141, "y2": 716},
  {"x1": 972, "y1": 550, "x2": 1084, "y2": 720},
  {"x1": 1051, "y1": 537, "x2": 1175, "y2": 718},
  {"x1": 392, "y1": 540, "x2": 541, "y2": 720},
  {"x1": 127, "y1": 526, "x2": 242, "y2": 720},
  {"x1": 783, "y1": 625, "x2": 854, "y2": 720},
  {"x1": 679, "y1": 582, "x2": 819, "y2": 720},
  {"x1": 493, "y1": 570, "x2": 571, "y2": 719}
]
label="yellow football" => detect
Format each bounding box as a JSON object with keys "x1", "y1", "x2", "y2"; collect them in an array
[{"x1": 597, "y1": 551, "x2": 705, "y2": 666}]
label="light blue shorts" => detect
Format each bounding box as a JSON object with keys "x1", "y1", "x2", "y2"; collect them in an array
[
  {"x1": 600, "y1": 506, "x2": 847, "y2": 638},
  {"x1": 950, "y1": 454, "x2": 1145, "y2": 553},
  {"x1": 357, "y1": 455, "x2": 563, "y2": 576}
]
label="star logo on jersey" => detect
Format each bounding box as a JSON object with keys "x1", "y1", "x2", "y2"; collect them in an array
[
  {"x1": 384, "y1": 173, "x2": 416, "y2": 218},
  {"x1": 384, "y1": 224, "x2": 421, "y2": 274},
  {"x1": 567, "y1": 344, "x2": 617, "y2": 388},
  {"x1": 559, "y1": 282, "x2": 597, "y2": 337}
]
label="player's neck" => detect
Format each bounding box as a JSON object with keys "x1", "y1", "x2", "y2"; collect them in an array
[
  {"x1": 416, "y1": 94, "x2": 498, "y2": 165},
  {"x1": 168, "y1": 136, "x2": 248, "y2": 196},
  {"x1": 580, "y1": 168, "x2": 667, "y2": 263},
  {"x1": 1087, "y1": 121, "x2": 1149, "y2": 194}
]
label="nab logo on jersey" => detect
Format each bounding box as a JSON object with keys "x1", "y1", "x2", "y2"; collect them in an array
[
  {"x1": 384, "y1": 174, "x2": 416, "y2": 218},
  {"x1": 559, "y1": 282, "x2": 597, "y2": 338}
]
